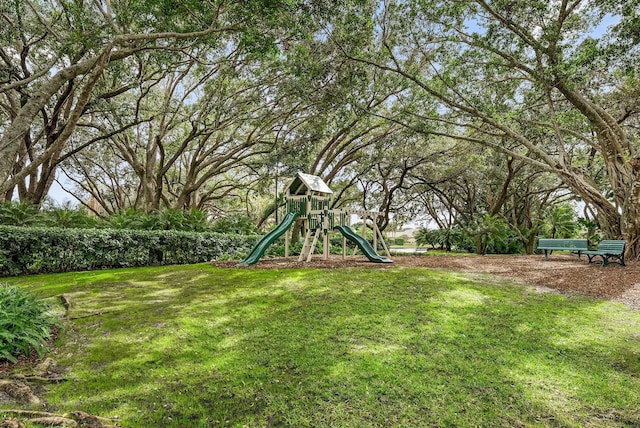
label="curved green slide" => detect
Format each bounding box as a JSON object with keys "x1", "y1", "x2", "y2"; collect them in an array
[
  {"x1": 334, "y1": 225, "x2": 392, "y2": 263},
  {"x1": 237, "y1": 212, "x2": 298, "y2": 266}
]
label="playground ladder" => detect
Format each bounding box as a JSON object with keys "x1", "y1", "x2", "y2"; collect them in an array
[{"x1": 298, "y1": 228, "x2": 320, "y2": 262}]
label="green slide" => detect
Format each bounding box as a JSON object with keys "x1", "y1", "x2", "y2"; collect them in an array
[
  {"x1": 237, "y1": 212, "x2": 298, "y2": 266},
  {"x1": 334, "y1": 225, "x2": 392, "y2": 263}
]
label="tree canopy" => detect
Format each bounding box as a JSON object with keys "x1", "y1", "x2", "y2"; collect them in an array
[{"x1": 1, "y1": 0, "x2": 639, "y2": 257}]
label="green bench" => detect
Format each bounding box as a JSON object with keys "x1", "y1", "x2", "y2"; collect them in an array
[
  {"x1": 582, "y1": 240, "x2": 626, "y2": 267},
  {"x1": 537, "y1": 239, "x2": 588, "y2": 260}
]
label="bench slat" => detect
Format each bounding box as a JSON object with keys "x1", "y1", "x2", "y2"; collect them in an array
[{"x1": 537, "y1": 239, "x2": 588, "y2": 260}]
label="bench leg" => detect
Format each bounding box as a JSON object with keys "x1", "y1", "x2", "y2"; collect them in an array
[
  {"x1": 544, "y1": 250, "x2": 549, "y2": 260},
  {"x1": 611, "y1": 255, "x2": 625, "y2": 266}
]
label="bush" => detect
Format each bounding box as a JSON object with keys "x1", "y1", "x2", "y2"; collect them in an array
[
  {"x1": 543, "y1": 204, "x2": 578, "y2": 239},
  {"x1": 0, "y1": 226, "x2": 259, "y2": 276},
  {"x1": 108, "y1": 208, "x2": 211, "y2": 231},
  {"x1": 394, "y1": 238, "x2": 405, "y2": 246},
  {"x1": 462, "y1": 215, "x2": 524, "y2": 255},
  {"x1": 415, "y1": 227, "x2": 464, "y2": 252},
  {"x1": 0, "y1": 201, "x2": 100, "y2": 228},
  {"x1": 0, "y1": 201, "x2": 43, "y2": 226},
  {"x1": 44, "y1": 207, "x2": 99, "y2": 228},
  {"x1": 0, "y1": 285, "x2": 58, "y2": 363},
  {"x1": 577, "y1": 217, "x2": 602, "y2": 248},
  {"x1": 211, "y1": 215, "x2": 259, "y2": 235}
]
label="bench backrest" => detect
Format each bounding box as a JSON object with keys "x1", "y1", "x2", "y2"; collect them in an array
[
  {"x1": 538, "y1": 239, "x2": 588, "y2": 250},
  {"x1": 596, "y1": 240, "x2": 626, "y2": 255}
]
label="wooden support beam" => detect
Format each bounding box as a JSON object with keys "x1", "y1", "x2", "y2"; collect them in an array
[
  {"x1": 342, "y1": 236, "x2": 346, "y2": 260},
  {"x1": 285, "y1": 227, "x2": 290, "y2": 258},
  {"x1": 375, "y1": 225, "x2": 391, "y2": 258},
  {"x1": 298, "y1": 229, "x2": 312, "y2": 262},
  {"x1": 323, "y1": 231, "x2": 329, "y2": 260},
  {"x1": 307, "y1": 229, "x2": 321, "y2": 262},
  {"x1": 372, "y1": 215, "x2": 377, "y2": 250}
]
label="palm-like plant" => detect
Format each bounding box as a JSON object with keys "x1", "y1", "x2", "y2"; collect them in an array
[
  {"x1": 45, "y1": 208, "x2": 98, "y2": 228},
  {"x1": 544, "y1": 204, "x2": 577, "y2": 238},
  {"x1": 0, "y1": 202, "x2": 43, "y2": 226},
  {"x1": 109, "y1": 208, "x2": 148, "y2": 229},
  {"x1": 471, "y1": 215, "x2": 512, "y2": 255},
  {"x1": 0, "y1": 285, "x2": 58, "y2": 363}
]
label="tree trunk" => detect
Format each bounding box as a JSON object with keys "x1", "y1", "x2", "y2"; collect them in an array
[
  {"x1": 560, "y1": 169, "x2": 622, "y2": 238},
  {"x1": 621, "y1": 172, "x2": 640, "y2": 260},
  {"x1": 524, "y1": 235, "x2": 537, "y2": 255},
  {"x1": 0, "y1": 49, "x2": 115, "y2": 191}
]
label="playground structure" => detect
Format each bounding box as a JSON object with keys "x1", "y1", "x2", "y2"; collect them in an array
[{"x1": 238, "y1": 172, "x2": 392, "y2": 266}]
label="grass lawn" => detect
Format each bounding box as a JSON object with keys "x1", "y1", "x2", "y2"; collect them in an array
[{"x1": 2, "y1": 264, "x2": 639, "y2": 427}]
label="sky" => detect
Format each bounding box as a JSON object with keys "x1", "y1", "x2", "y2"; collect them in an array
[{"x1": 48, "y1": 179, "x2": 76, "y2": 206}]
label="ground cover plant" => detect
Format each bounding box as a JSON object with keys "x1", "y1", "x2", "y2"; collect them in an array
[
  {"x1": 0, "y1": 285, "x2": 58, "y2": 363},
  {"x1": 1, "y1": 265, "x2": 639, "y2": 427}
]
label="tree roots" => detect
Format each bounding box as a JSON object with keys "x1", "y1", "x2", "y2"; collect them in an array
[
  {"x1": 1, "y1": 410, "x2": 119, "y2": 427},
  {"x1": 1, "y1": 358, "x2": 119, "y2": 427}
]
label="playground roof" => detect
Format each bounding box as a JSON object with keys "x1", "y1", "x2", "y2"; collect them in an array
[{"x1": 288, "y1": 172, "x2": 333, "y2": 195}]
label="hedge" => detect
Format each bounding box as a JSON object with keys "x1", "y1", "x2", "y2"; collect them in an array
[{"x1": 0, "y1": 226, "x2": 259, "y2": 276}]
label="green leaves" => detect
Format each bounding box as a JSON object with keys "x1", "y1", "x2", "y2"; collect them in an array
[
  {"x1": 0, "y1": 226, "x2": 258, "y2": 276},
  {"x1": 0, "y1": 202, "x2": 43, "y2": 226},
  {"x1": 415, "y1": 227, "x2": 465, "y2": 252},
  {"x1": 0, "y1": 285, "x2": 58, "y2": 363},
  {"x1": 0, "y1": 202, "x2": 96, "y2": 228},
  {"x1": 543, "y1": 203, "x2": 578, "y2": 239},
  {"x1": 109, "y1": 208, "x2": 210, "y2": 232}
]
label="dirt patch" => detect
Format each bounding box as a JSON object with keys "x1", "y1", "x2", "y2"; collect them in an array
[{"x1": 213, "y1": 254, "x2": 640, "y2": 309}]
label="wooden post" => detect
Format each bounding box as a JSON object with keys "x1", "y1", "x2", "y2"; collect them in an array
[
  {"x1": 342, "y1": 236, "x2": 346, "y2": 260},
  {"x1": 307, "y1": 229, "x2": 321, "y2": 262},
  {"x1": 298, "y1": 225, "x2": 311, "y2": 262},
  {"x1": 342, "y1": 211, "x2": 347, "y2": 259},
  {"x1": 376, "y1": 225, "x2": 391, "y2": 258},
  {"x1": 372, "y1": 214, "x2": 377, "y2": 250},
  {"x1": 285, "y1": 227, "x2": 290, "y2": 258},
  {"x1": 323, "y1": 231, "x2": 329, "y2": 260}
]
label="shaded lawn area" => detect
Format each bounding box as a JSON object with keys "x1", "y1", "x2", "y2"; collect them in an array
[{"x1": 2, "y1": 264, "x2": 640, "y2": 427}]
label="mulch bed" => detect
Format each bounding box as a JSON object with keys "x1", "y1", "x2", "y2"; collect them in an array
[{"x1": 213, "y1": 254, "x2": 640, "y2": 309}]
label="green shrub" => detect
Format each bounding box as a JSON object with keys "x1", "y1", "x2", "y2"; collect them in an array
[
  {"x1": 543, "y1": 204, "x2": 578, "y2": 239},
  {"x1": 577, "y1": 217, "x2": 602, "y2": 248},
  {"x1": 211, "y1": 215, "x2": 259, "y2": 235},
  {"x1": 44, "y1": 207, "x2": 99, "y2": 228},
  {"x1": 0, "y1": 201, "x2": 99, "y2": 228},
  {"x1": 0, "y1": 201, "x2": 43, "y2": 226},
  {"x1": 415, "y1": 227, "x2": 465, "y2": 252},
  {"x1": 394, "y1": 238, "x2": 405, "y2": 246},
  {"x1": 462, "y1": 215, "x2": 523, "y2": 255},
  {"x1": 0, "y1": 226, "x2": 259, "y2": 276},
  {"x1": 0, "y1": 285, "x2": 58, "y2": 363},
  {"x1": 107, "y1": 208, "x2": 211, "y2": 231}
]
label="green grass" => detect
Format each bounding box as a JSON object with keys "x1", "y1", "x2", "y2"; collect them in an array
[{"x1": 2, "y1": 264, "x2": 639, "y2": 427}]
